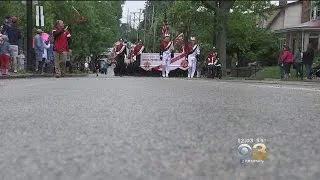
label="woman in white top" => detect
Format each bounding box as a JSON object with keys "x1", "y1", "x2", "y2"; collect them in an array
[{"x1": 39, "y1": 40, "x2": 50, "y2": 74}]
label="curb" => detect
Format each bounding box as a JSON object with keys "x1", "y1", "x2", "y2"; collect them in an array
[{"x1": 0, "y1": 74, "x2": 88, "y2": 80}]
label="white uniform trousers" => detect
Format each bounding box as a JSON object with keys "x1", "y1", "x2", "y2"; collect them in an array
[
  {"x1": 188, "y1": 56, "x2": 197, "y2": 78},
  {"x1": 162, "y1": 54, "x2": 171, "y2": 77}
]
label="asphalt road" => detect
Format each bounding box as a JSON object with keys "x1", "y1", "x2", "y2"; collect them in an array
[{"x1": 0, "y1": 75, "x2": 319, "y2": 180}]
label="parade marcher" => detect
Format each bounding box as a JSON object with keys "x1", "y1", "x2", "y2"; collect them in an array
[
  {"x1": 115, "y1": 38, "x2": 127, "y2": 77},
  {"x1": 132, "y1": 39, "x2": 145, "y2": 76},
  {"x1": 160, "y1": 33, "x2": 174, "y2": 78},
  {"x1": 186, "y1": 36, "x2": 200, "y2": 78},
  {"x1": 207, "y1": 47, "x2": 221, "y2": 78}
]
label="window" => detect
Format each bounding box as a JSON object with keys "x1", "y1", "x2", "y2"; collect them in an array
[{"x1": 310, "y1": 5, "x2": 320, "y2": 19}]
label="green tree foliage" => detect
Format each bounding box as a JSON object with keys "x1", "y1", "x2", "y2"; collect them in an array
[
  {"x1": 0, "y1": 0, "x2": 124, "y2": 61},
  {"x1": 142, "y1": 0, "x2": 279, "y2": 69},
  {"x1": 227, "y1": 10, "x2": 279, "y2": 66},
  {"x1": 138, "y1": 1, "x2": 173, "y2": 52}
]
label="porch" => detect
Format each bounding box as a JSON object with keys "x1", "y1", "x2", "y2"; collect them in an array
[{"x1": 274, "y1": 19, "x2": 320, "y2": 54}]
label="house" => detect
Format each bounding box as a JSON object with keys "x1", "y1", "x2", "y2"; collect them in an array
[{"x1": 259, "y1": 0, "x2": 320, "y2": 53}]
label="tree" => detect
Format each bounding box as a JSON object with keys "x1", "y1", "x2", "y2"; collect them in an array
[
  {"x1": 201, "y1": 1, "x2": 235, "y2": 76},
  {"x1": 0, "y1": 1, "x2": 123, "y2": 62}
]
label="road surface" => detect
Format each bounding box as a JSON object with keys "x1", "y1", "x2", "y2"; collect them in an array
[{"x1": 0, "y1": 76, "x2": 319, "y2": 180}]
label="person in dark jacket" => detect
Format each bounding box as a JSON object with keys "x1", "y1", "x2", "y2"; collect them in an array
[
  {"x1": 293, "y1": 47, "x2": 303, "y2": 78},
  {"x1": 95, "y1": 59, "x2": 100, "y2": 77},
  {"x1": 303, "y1": 44, "x2": 314, "y2": 80},
  {"x1": 1, "y1": 16, "x2": 21, "y2": 73}
]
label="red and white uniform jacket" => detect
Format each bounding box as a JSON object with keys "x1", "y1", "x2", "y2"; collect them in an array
[
  {"x1": 160, "y1": 40, "x2": 174, "y2": 59},
  {"x1": 185, "y1": 42, "x2": 200, "y2": 59},
  {"x1": 178, "y1": 44, "x2": 185, "y2": 53},
  {"x1": 207, "y1": 51, "x2": 220, "y2": 66},
  {"x1": 133, "y1": 43, "x2": 145, "y2": 57},
  {"x1": 115, "y1": 42, "x2": 127, "y2": 57}
]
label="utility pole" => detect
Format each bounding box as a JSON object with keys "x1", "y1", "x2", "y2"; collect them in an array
[
  {"x1": 26, "y1": 0, "x2": 33, "y2": 72},
  {"x1": 152, "y1": 5, "x2": 155, "y2": 52},
  {"x1": 144, "y1": 12, "x2": 147, "y2": 44},
  {"x1": 137, "y1": 8, "x2": 142, "y2": 41},
  {"x1": 127, "y1": 8, "x2": 129, "y2": 25},
  {"x1": 133, "y1": 12, "x2": 136, "y2": 29}
]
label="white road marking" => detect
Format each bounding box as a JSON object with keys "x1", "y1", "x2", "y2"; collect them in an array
[{"x1": 247, "y1": 84, "x2": 320, "y2": 92}]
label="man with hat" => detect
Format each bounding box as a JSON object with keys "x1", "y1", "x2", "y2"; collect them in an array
[
  {"x1": 132, "y1": 39, "x2": 145, "y2": 76},
  {"x1": 207, "y1": 46, "x2": 221, "y2": 78},
  {"x1": 185, "y1": 36, "x2": 200, "y2": 78},
  {"x1": 160, "y1": 33, "x2": 174, "y2": 78},
  {"x1": 114, "y1": 38, "x2": 127, "y2": 77}
]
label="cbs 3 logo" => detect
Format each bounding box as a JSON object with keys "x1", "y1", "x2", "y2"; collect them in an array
[{"x1": 237, "y1": 143, "x2": 267, "y2": 160}]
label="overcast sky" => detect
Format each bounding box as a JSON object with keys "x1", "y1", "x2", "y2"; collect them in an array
[{"x1": 121, "y1": 1, "x2": 146, "y2": 24}]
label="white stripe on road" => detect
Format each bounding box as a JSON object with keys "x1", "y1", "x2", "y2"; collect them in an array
[{"x1": 247, "y1": 84, "x2": 320, "y2": 92}]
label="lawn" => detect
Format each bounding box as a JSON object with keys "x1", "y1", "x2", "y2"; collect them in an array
[{"x1": 252, "y1": 66, "x2": 303, "y2": 81}]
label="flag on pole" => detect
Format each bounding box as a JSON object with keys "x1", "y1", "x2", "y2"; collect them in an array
[
  {"x1": 72, "y1": 6, "x2": 87, "y2": 23},
  {"x1": 161, "y1": 12, "x2": 169, "y2": 39},
  {"x1": 174, "y1": 33, "x2": 184, "y2": 45},
  {"x1": 72, "y1": 6, "x2": 81, "y2": 18}
]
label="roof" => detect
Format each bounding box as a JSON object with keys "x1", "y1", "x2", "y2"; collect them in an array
[
  {"x1": 294, "y1": 19, "x2": 320, "y2": 28},
  {"x1": 266, "y1": 0, "x2": 302, "y2": 29},
  {"x1": 273, "y1": 20, "x2": 320, "y2": 33}
]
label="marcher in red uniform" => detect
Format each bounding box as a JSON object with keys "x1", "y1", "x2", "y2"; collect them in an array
[
  {"x1": 160, "y1": 33, "x2": 174, "y2": 78},
  {"x1": 52, "y1": 20, "x2": 72, "y2": 78},
  {"x1": 207, "y1": 47, "x2": 221, "y2": 78},
  {"x1": 185, "y1": 36, "x2": 200, "y2": 78},
  {"x1": 132, "y1": 39, "x2": 145, "y2": 76},
  {"x1": 114, "y1": 38, "x2": 127, "y2": 77}
]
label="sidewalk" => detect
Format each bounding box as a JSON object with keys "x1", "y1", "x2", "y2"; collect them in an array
[{"x1": 0, "y1": 73, "x2": 88, "y2": 79}]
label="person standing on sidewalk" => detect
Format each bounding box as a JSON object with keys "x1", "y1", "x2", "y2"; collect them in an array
[
  {"x1": 0, "y1": 35, "x2": 11, "y2": 75},
  {"x1": 293, "y1": 47, "x2": 302, "y2": 78},
  {"x1": 34, "y1": 29, "x2": 47, "y2": 74},
  {"x1": 18, "y1": 49, "x2": 25, "y2": 71},
  {"x1": 52, "y1": 20, "x2": 72, "y2": 78},
  {"x1": 281, "y1": 45, "x2": 294, "y2": 80},
  {"x1": 303, "y1": 44, "x2": 314, "y2": 80},
  {"x1": 1, "y1": 16, "x2": 21, "y2": 73}
]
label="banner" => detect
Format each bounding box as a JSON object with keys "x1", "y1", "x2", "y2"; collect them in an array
[{"x1": 140, "y1": 53, "x2": 188, "y2": 71}]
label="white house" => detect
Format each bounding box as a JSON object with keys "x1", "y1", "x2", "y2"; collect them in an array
[{"x1": 260, "y1": 0, "x2": 320, "y2": 53}]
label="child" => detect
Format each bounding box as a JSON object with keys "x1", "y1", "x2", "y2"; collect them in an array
[
  {"x1": 0, "y1": 35, "x2": 10, "y2": 75},
  {"x1": 18, "y1": 50, "x2": 25, "y2": 71}
]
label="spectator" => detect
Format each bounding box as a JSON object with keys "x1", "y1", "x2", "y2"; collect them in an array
[
  {"x1": 18, "y1": 49, "x2": 25, "y2": 71},
  {"x1": 84, "y1": 61, "x2": 89, "y2": 73},
  {"x1": 45, "y1": 38, "x2": 54, "y2": 73},
  {"x1": 41, "y1": 38, "x2": 50, "y2": 74},
  {"x1": 281, "y1": 45, "x2": 294, "y2": 80},
  {"x1": 52, "y1": 20, "x2": 72, "y2": 78},
  {"x1": 303, "y1": 44, "x2": 314, "y2": 80},
  {"x1": 2, "y1": 16, "x2": 21, "y2": 73},
  {"x1": 0, "y1": 35, "x2": 10, "y2": 75},
  {"x1": 34, "y1": 29, "x2": 46, "y2": 74},
  {"x1": 293, "y1": 47, "x2": 302, "y2": 78},
  {"x1": 0, "y1": 16, "x2": 12, "y2": 35}
]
